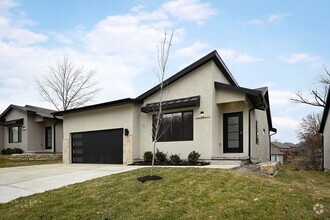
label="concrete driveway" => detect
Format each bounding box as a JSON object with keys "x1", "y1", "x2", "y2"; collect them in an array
[{"x1": 0, "y1": 164, "x2": 142, "y2": 203}]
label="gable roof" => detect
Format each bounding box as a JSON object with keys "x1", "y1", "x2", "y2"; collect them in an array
[
  {"x1": 137, "y1": 50, "x2": 238, "y2": 101},
  {"x1": 214, "y1": 82, "x2": 276, "y2": 132},
  {"x1": 0, "y1": 104, "x2": 59, "y2": 121},
  {"x1": 319, "y1": 87, "x2": 330, "y2": 133}
]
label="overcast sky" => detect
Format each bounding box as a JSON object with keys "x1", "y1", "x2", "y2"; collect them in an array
[{"x1": 0, "y1": 0, "x2": 329, "y2": 143}]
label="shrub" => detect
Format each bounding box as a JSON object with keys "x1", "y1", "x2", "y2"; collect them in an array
[
  {"x1": 188, "y1": 151, "x2": 201, "y2": 164},
  {"x1": 13, "y1": 148, "x2": 24, "y2": 154},
  {"x1": 6, "y1": 148, "x2": 13, "y2": 155},
  {"x1": 170, "y1": 154, "x2": 181, "y2": 164},
  {"x1": 155, "y1": 149, "x2": 167, "y2": 163},
  {"x1": 143, "y1": 151, "x2": 153, "y2": 163},
  {"x1": 1, "y1": 149, "x2": 7, "y2": 155},
  {"x1": 1, "y1": 148, "x2": 24, "y2": 155}
]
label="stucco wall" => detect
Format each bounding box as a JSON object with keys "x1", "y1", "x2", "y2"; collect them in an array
[
  {"x1": 139, "y1": 60, "x2": 231, "y2": 160},
  {"x1": 250, "y1": 109, "x2": 270, "y2": 162},
  {"x1": 62, "y1": 103, "x2": 137, "y2": 164},
  {"x1": 3, "y1": 110, "x2": 27, "y2": 151},
  {"x1": 26, "y1": 114, "x2": 45, "y2": 151},
  {"x1": 55, "y1": 122, "x2": 63, "y2": 153},
  {"x1": 324, "y1": 111, "x2": 330, "y2": 170}
]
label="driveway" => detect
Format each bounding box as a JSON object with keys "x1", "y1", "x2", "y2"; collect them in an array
[{"x1": 0, "y1": 164, "x2": 142, "y2": 203}]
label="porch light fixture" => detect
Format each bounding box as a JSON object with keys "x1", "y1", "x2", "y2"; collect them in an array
[
  {"x1": 200, "y1": 111, "x2": 205, "y2": 118},
  {"x1": 124, "y1": 128, "x2": 129, "y2": 136},
  {"x1": 22, "y1": 126, "x2": 26, "y2": 131}
]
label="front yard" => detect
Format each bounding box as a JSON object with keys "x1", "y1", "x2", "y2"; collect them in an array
[
  {"x1": 0, "y1": 155, "x2": 62, "y2": 168},
  {"x1": 0, "y1": 164, "x2": 329, "y2": 219}
]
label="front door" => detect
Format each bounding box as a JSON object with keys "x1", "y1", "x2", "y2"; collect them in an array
[{"x1": 223, "y1": 112, "x2": 243, "y2": 153}]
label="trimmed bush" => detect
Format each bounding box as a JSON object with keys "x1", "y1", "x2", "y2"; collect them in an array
[
  {"x1": 170, "y1": 154, "x2": 181, "y2": 164},
  {"x1": 188, "y1": 151, "x2": 201, "y2": 164},
  {"x1": 143, "y1": 151, "x2": 153, "y2": 163},
  {"x1": 1, "y1": 148, "x2": 24, "y2": 155},
  {"x1": 13, "y1": 148, "x2": 24, "y2": 154},
  {"x1": 1, "y1": 149, "x2": 8, "y2": 155},
  {"x1": 155, "y1": 149, "x2": 167, "y2": 163}
]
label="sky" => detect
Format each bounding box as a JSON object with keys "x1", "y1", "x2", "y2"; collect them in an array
[{"x1": 0, "y1": 0, "x2": 329, "y2": 143}]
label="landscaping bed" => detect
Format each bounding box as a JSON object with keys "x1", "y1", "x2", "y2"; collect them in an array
[{"x1": 130, "y1": 160, "x2": 209, "y2": 166}]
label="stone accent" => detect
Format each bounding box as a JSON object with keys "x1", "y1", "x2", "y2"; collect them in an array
[
  {"x1": 9, "y1": 153, "x2": 62, "y2": 161},
  {"x1": 260, "y1": 161, "x2": 280, "y2": 175}
]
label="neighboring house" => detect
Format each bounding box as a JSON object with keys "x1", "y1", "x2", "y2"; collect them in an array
[
  {"x1": 54, "y1": 50, "x2": 277, "y2": 164},
  {"x1": 271, "y1": 143, "x2": 284, "y2": 165},
  {"x1": 0, "y1": 105, "x2": 63, "y2": 153},
  {"x1": 319, "y1": 88, "x2": 330, "y2": 171}
]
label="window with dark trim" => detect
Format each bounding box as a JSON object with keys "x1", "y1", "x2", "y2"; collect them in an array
[
  {"x1": 45, "y1": 127, "x2": 52, "y2": 149},
  {"x1": 9, "y1": 126, "x2": 22, "y2": 143},
  {"x1": 256, "y1": 120, "x2": 259, "y2": 145},
  {"x1": 153, "y1": 111, "x2": 193, "y2": 142}
]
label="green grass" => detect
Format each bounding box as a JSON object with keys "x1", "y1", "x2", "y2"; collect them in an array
[
  {"x1": 0, "y1": 165, "x2": 329, "y2": 219},
  {"x1": 0, "y1": 155, "x2": 62, "y2": 168}
]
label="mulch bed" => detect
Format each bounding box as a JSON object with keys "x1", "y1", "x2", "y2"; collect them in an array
[
  {"x1": 130, "y1": 161, "x2": 210, "y2": 166},
  {"x1": 137, "y1": 175, "x2": 163, "y2": 183}
]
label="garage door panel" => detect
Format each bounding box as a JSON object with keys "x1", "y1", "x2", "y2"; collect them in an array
[{"x1": 72, "y1": 129, "x2": 123, "y2": 164}]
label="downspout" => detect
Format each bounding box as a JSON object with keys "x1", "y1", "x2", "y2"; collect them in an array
[
  {"x1": 248, "y1": 107, "x2": 255, "y2": 164},
  {"x1": 270, "y1": 130, "x2": 277, "y2": 161}
]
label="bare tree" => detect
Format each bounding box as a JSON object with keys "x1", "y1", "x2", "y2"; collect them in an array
[
  {"x1": 297, "y1": 113, "x2": 322, "y2": 170},
  {"x1": 291, "y1": 66, "x2": 330, "y2": 107},
  {"x1": 36, "y1": 56, "x2": 100, "y2": 111},
  {"x1": 150, "y1": 32, "x2": 173, "y2": 176}
]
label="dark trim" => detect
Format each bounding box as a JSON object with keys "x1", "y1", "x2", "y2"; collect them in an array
[
  {"x1": 0, "y1": 118, "x2": 24, "y2": 126},
  {"x1": 320, "y1": 88, "x2": 330, "y2": 133},
  {"x1": 137, "y1": 50, "x2": 238, "y2": 101},
  {"x1": 223, "y1": 112, "x2": 243, "y2": 153},
  {"x1": 45, "y1": 126, "x2": 52, "y2": 149},
  {"x1": 141, "y1": 96, "x2": 200, "y2": 113},
  {"x1": 215, "y1": 82, "x2": 277, "y2": 132},
  {"x1": 53, "y1": 98, "x2": 142, "y2": 116}
]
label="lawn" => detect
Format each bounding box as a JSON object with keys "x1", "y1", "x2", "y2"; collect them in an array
[
  {"x1": 0, "y1": 164, "x2": 329, "y2": 219},
  {"x1": 0, "y1": 155, "x2": 62, "y2": 168}
]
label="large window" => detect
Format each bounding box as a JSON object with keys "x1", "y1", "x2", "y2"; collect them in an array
[
  {"x1": 9, "y1": 126, "x2": 22, "y2": 143},
  {"x1": 153, "y1": 111, "x2": 193, "y2": 142}
]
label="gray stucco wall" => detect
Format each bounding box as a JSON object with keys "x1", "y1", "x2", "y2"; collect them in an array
[{"x1": 0, "y1": 126, "x2": 3, "y2": 150}]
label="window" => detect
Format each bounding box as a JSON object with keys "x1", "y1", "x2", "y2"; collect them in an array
[
  {"x1": 153, "y1": 111, "x2": 193, "y2": 142},
  {"x1": 9, "y1": 126, "x2": 22, "y2": 143},
  {"x1": 45, "y1": 127, "x2": 52, "y2": 149},
  {"x1": 256, "y1": 121, "x2": 259, "y2": 145}
]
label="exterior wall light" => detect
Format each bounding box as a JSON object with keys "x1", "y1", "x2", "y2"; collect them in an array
[{"x1": 200, "y1": 111, "x2": 205, "y2": 118}]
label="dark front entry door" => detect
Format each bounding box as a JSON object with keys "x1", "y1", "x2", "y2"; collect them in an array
[{"x1": 223, "y1": 112, "x2": 243, "y2": 153}]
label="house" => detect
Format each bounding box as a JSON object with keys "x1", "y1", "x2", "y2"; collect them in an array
[
  {"x1": 271, "y1": 143, "x2": 284, "y2": 165},
  {"x1": 0, "y1": 105, "x2": 63, "y2": 153},
  {"x1": 319, "y1": 88, "x2": 330, "y2": 171},
  {"x1": 54, "y1": 50, "x2": 276, "y2": 165}
]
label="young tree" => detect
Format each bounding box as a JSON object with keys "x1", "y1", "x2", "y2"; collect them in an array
[
  {"x1": 150, "y1": 32, "x2": 173, "y2": 176},
  {"x1": 297, "y1": 113, "x2": 322, "y2": 169},
  {"x1": 35, "y1": 56, "x2": 100, "y2": 111},
  {"x1": 291, "y1": 66, "x2": 330, "y2": 107}
]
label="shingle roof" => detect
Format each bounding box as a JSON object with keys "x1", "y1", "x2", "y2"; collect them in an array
[{"x1": 0, "y1": 104, "x2": 60, "y2": 120}]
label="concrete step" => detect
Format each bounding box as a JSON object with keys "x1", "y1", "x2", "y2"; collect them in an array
[{"x1": 210, "y1": 160, "x2": 244, "y2": 166}]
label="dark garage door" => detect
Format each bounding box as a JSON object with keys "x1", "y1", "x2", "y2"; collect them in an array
[{"x1": 72, "y1": 129, "x2": 123, "y2": 164}]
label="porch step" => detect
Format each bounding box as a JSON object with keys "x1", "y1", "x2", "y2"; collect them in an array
[{"x1": 210, "y1": 160, "x2": 245, "y2": 166}]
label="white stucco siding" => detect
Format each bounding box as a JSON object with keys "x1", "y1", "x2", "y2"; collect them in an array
[
  {"x1": 250, "y1": 109, "x2": 270, "y2": 162},
  {"x1": 324, "y1": 110, "x2": 330, "y2": 170},
  {"x1": 139, "y1": 61, "x2": 232, "y2": 160},
  {"x1": 3, "y1": 110, "x2": 27, "y2": 151},
  {"x1": 62, "y1": 104, "x2": 137, "y2": 164}
]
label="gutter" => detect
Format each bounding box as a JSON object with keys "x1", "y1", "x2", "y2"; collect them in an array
[{"x1": 269, "y1": 129, "x2": 278, "y2": 161}]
